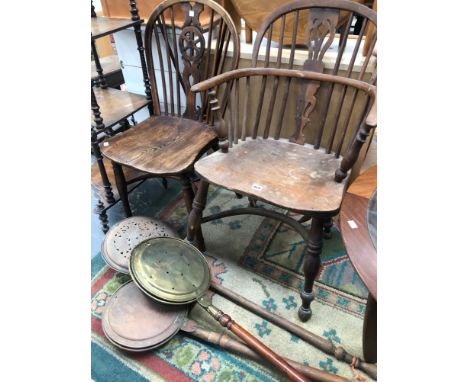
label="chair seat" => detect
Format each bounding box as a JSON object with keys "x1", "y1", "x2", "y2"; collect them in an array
[
  {"x1": 101, "y1": 115, "x2": 217, "y2": 175},
  {"x1": 194, "y1": 138, "x2": 348, "y2": 213}
]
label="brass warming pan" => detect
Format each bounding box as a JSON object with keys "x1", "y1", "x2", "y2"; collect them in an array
[{"x1": 128, "y1": 236, "x2": 309, "y2": 382}]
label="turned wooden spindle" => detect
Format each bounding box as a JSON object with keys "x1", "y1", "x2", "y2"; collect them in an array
[
  {"x1": 207, "y1": 89, "x2": 229, "y2": 152},
  {"x1": 91, "y1": 0, "x2": 96, "y2": 17},
  {"x1": 91, "y1": 128, "x2": 115, "y2": 206},
  {"x1": 95, "y1": 199, "x2": 109, "y2": 233},
  {"x1": 91, "y1": 88, "x2": 115, "y2": 205},
  {"x1": 91, "y1": 38, "x2": 107, "y2": 88},
  {"x1": 129, "y1": 0, "x2": 153, "y2": 115},
  {"x1": 335, "y1": 99, "x2": 376, "y2": 183}
]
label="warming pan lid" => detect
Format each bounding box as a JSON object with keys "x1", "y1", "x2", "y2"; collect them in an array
[
  {"x1": 102, "y1": 281, "x2": 187, "y2": 351},
  {"x1": 101, "y1": 216, "x2": 179, "y2": 274},
  {"x1": 129, "y1": 237, "x2": 210, "y2": 304}
]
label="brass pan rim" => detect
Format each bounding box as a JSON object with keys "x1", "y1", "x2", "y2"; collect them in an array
[
  {"x1": 130, "y1": 267, "x2": 199, "y2": 306},
  {"x1": 129, "y1": 237, "x2": 211, "y2": 305}
]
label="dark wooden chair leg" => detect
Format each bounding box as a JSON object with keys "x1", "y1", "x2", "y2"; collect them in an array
[
  {"x1": 187, "y1": 180, "x2": 209, "y2": 252},
  {"x1": 96, "y1": 199, "x2": 109, "y2": 233},
  {"x1": 298, "y1": 218, "x2": 325, "y2": 322},
  {"x1": 248, "y1": 197, "x2": 257, "y2": 207},
  {"x1": 181, "y1": 177, "x2": 195, "y2": 213},
  {"x1": 111, "y1": 161, "x2": 132, "y2": 217},
  {"x1": 363, "y1": 294, "x2": 377, "y2": 363},
  {"x1": 323, "y1": 217, "x2": 333, "y2": 239}
]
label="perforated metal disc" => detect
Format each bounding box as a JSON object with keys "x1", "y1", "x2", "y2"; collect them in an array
[
  {"x1": 101, "y1": 216, "x2": 179, "y2": 274},
  {"x1": 101, "y1": 281, "x2": 188, "y2": 352},
  {"x1": 129, "y1": 237, "x2": 211, "y2": 305}
]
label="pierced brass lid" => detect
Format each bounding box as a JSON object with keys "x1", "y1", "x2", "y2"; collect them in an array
[
  {"x1": 102, "y1": 281, "x2": 187, "y2": 351},
  {"x1": 101, "y1": 216, "x2": 179, "y2": 274},
  {"x1": 129, "y1": 237, "x2": 211, "y2": 305}
]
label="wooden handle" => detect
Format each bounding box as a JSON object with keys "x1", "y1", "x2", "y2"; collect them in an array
[
  {"x1": 189, "y1": 324, "x2": 350, "y2": 382},
  {"x1": 229, "y1": 321, "x2": 310, "y2": 382},
  {"x1": 204, "y1": 304, "x2": 309, "y2": 382}
]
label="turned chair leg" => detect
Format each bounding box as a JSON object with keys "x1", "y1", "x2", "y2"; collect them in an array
[
  {"x1": 323, "y1": 217, "x2": 333, "y2": 239},
  {"x1": 181, "y1": 177, "x2": 195, "y2": 213},
  {"x1": 298, "y1": 217, "x2": 325, "y2": 322},
  {"x1": 187, "y1": 180, "x2": 209, "y2": 252},
  {"x1": 111, "y1": 161, "x2": 132, "y2": 217}
]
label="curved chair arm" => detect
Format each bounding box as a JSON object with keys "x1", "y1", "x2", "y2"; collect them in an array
[{"x1": 191, "y1": 67, "x2": 377, "y2": 98}]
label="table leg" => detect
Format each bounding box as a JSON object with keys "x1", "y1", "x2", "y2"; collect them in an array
[{"x1": 363, "y1": 294, "x2": 377, "y2": 363}]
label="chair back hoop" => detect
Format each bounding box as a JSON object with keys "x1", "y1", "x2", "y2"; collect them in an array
[
  {"x1": 144, "y1": 0, "x2": 240, "y2": 121},
  {"x1": 192, "y1": 67, "x2": 376, "y2": 181},
  {"x1": 252, "y1": 0, "x2": 377, "y2": 68},
  {"x1": 248, "y1": 0, "x2": 376, "y2": 153}
]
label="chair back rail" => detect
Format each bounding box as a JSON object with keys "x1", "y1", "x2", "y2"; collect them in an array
[
  {"x1": 144, "y1": 0, "x2": 240, "y2": 121},
  {"x1": 250, "y1": 0, "x2": 376, "y2": 153},
  {"x1": 191, "y1": 68, "x2": 376, "y2": 182}
]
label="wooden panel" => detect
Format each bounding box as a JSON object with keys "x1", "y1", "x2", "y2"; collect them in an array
[
  {"x1": 93, "y1": 11, "x2": 116, "y2": 57},
  {"x1": 347, "y1": 164, "x2": 376, "y2": 198},
  {"x1": 362, "y1": 0, "x2": 377, "y2": 56},
  {"x1": 92, "y1": 87, "x2": 150, "y2": 129},
  {"x1": 101, "y1": 115, "x2": 217, "y2": 175},
  {"x1": 195, "y1": 138, "x2": 347, "y2": 213},
  {"x1": 100, "y1": 0, "x2": 226, "y2": 27},
  {"x1": 227, "y1": 0, "x2": 366, "y2": 44},
  {"x1": 91, "y1": 16, "x2": 140, "y2": 39}
]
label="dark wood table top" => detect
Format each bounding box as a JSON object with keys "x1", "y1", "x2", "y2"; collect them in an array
[{"x1": 339, "y1": 165, "x2": 377, "y2": 300}]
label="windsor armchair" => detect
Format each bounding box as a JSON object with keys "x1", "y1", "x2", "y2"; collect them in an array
[
  {"x1": 250, "y1": 0, "x2": 377, "y2": 235},
  {"x1": 186, "y1": 68, "x2": 377, "y2": 322},
  {"x1": 101, "y1": 0, "x2": 240, "y2": 226}
]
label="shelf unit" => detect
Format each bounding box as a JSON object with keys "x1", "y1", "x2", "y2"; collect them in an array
[{"x1": 91, "y1": 0, "x2": 153, "y2": 232}]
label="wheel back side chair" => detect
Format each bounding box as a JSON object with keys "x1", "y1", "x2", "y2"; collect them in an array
[
  {"x1": 100, "y1": 0, "x2": 240, "y2": 234},
  {"x1": 250, "y1": 0, "x2": 377, "y2": 236},
  {"x1": 186, "y1": 67, "x2": 377, "y2": 322}
]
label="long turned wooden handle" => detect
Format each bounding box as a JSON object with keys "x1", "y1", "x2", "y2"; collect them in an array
[
  {"x1": 188, "y1": 324, "x2": 350, "y2": 382},
  {"x1": 211, "y1": 283, "x2": 377, "y2": 379},
  {"x1": 202, "y1": 302, "x2": 310, "y2": 382}
]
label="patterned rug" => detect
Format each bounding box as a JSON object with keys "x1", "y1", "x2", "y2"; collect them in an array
[
  {"x1": 240, "y1": 215, "x2": 368, "y2": 318},
  {"x1": 92, "y1": 182, "x2": 373, "y2": 382}
]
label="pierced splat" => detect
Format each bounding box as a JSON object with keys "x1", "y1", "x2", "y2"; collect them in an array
[
  {"x1": 290, "y1": 9, "x2": 339, "y2": 144},
  {"x1": 179, "y1": 3, "x2": 205, "y2": 119}
]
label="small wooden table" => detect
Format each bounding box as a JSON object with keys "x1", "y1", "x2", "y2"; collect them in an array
[{"x1": 339, "y1": 165, "x2": 377, "y2": 363}]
